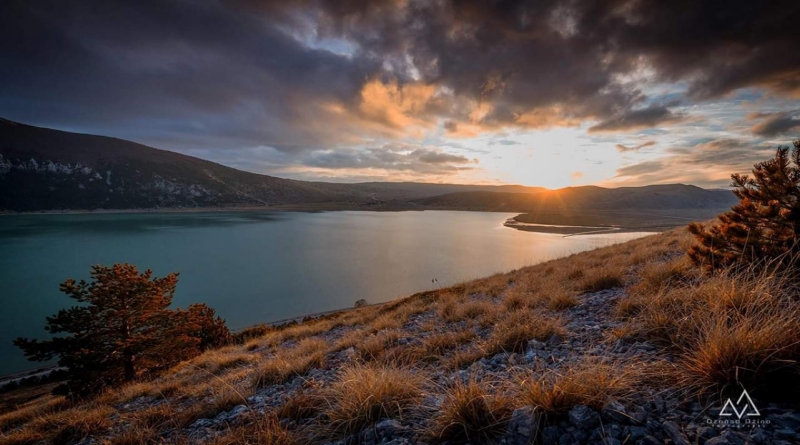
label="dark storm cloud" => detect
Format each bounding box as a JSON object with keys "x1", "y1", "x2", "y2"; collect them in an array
[
  {"x1": 749, "y1": 111, "x2": 800, "y2": 137},
  {"x1": 0, "y1": 0, "x2": 380, "y2": 152},
  {"x1": 1, "y1": 0, "x2": 799, "y2": 160},
  {"x1": 589, "y1": 106, "x2": 686, "y2": 133}
]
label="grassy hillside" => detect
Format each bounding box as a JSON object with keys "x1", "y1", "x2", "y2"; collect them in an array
[{"x1": 2, "y1": 229, "x2": 797, "y2": 444}]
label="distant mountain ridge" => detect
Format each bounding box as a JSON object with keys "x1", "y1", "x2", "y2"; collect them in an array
[
  {"x1": 412, "y1": 184, "x2": 736, "y2": 212},
  {"x1": 0, "y1": 119, "x2": 736, "y2": 213}
]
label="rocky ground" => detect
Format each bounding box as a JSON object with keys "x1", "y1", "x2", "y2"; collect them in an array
[{"x1": 100, "y1": 287, "x2": 798, "y2": 445}]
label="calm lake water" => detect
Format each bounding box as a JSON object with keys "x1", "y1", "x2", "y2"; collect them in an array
[{"x1": 0, "y1": 211, "x2": 652, "y2": 375}]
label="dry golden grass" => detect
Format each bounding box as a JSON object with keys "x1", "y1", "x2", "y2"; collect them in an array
[
  {"x1": 515, "y1": 361, "x2": 640, "y2": 415},
  {"x1": 619, "y1": 259, "x2": 800, "y2": 395},
  {"x1": 104, "y1": 427, "x2": 160, "y2": 445},
  {"x1": 486, "y1": 312, "x2": 565, "y2": 355},
  {"x1": 428, "y1": 378, "x2": 514, "y2": 444},
  {"x1": 0, "y1": 429, "x2": 47, "y2": 445},
  {"x1": 370, "y1": 311, "x2": 405, "y2": 331},
  {"x1": 465, "y1": 273, "x2": 512, "y2": 298},
  {"x1": 0, "y1": 396, "x2": 70, "y2": 432},
  {"x1": 276, "y1": 390, "x2": 325, "y2": 421},
  {"x1": 331, "y1": 328, "x2": 366, "y2": 352},
  {"x1": 457, "y1": 299, "x2": 495, "y2": 320},
  {"x1": 205, "y1": 413, "x2": 297, "y2": 445},
  {"x1": 501, "y1": 288, "x2": 529, "y2": 312},
  {"x1": 253, "y1": 355, "x2": 321, "y2": 389},
  {"x1": 578, "y1": 270, "x2": 625, "y2": 293},
  {"x1": 446, "y1": 346, "x2": 488, "y2": 369},
  {"x1": 15, "y1": 404, "x2": 117, "y2": 445},
  {"x1": 421, "y1": 328, "x2": 477, "y2": 356},
  {"x1": 356, "y1": 330, "x2": 400, "y2": 362},
  {"x1": 194, "y1": 348, "x2": 257, "y2": 375},
  {"x1": 319, "y1": 364, "x2": 424, "y2": 439},
  {"x1": 253, "y1": 337, "x2": 328, "y2": 389}
]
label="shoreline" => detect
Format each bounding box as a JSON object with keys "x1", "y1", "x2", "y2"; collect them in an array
[{"x1": 0, "y1": 208, "x2": 691, "y2": 379}]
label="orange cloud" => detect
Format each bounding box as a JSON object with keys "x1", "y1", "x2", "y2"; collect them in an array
[{"x1": 358, "y1": 79, "x2": 438, "y2": 134}]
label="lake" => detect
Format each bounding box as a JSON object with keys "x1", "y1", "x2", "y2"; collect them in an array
[{"x1": 0, "y1": 210, "x2": 652, "y2": 375}]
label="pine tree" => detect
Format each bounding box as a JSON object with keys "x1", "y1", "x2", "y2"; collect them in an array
[
  {"x1": 14, "y1": 264, "x2": 230, "y2": 398},
  {"x1": 688, "y1": 141, "x2": 800, "y2": 271}
]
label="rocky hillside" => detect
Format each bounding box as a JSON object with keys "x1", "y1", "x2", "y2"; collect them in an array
[
  {"x1": 0, "y1": 119, "x2": 548, "y2": 212},
  {"x1": 2, "y1": 229, "x2": 797, "y2": 445},
  {"x1": 0, "y1": 119, "x2": 352, "y2": 211}
]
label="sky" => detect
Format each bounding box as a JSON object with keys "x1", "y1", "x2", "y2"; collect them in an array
[{"x1": 1, "y1": 0, "x2": 799, "y2": 189}]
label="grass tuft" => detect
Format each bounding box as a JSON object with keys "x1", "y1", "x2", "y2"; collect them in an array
[
  {"x1": 321, "y1": 364, "x2": 424, "y2": 439},
  {"x1": 429, "y1": 378, "x2": 514, "y2": 444}
]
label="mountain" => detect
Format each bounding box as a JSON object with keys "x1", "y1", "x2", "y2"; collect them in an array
[
  {"x1": 0, "y1": 119, "x2": 736, "y2": 217},
  {"x1": 412, "y1": 184, "x2": 736, "y2": 212},
  {"x1": 0, "y1": 119, "x2": 543, "y2": 211},
  {"x1": 413, "y1": 186, "x2": 737, "y2": 230}
]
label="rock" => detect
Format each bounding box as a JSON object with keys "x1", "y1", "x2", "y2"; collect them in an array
[
  {"x1": 636, "y1": 436, "x2": 661, "y2": 445},
  {"x1": 375, "y1": 419, "x2": 407, "y2": 438},
  {"x1": 502, "y1": 406, "x2": 540, "y2": 445},
  {"x1": 696, "y1": 426, "x2": 717, "y2": 440},
  {"x1": 627, "y1": 426, "x2": 649, "y2": 441},
  {"x1": 601, "y1": 401, "x2": 628, "y2": 423},
  {"x1": 542, "y1": 426, "x2": 561, "y2": 445},
  {"x1": 558, "y1": 433, "x2": 576, "y2": 445},
  {"x1": 547, "y1": 333, "x2": 564, "y2": 346},
  {"x1": 662, "y1": 420, "x2": 690, "y2": 445},
  {"x1": 705, "y1": 430, "x2": 746, "y2": 445},
  {"x1": 631, "y1": 406, "x2": 648, "y2": 424},
  {"x1": 190, "y1": 418, "x2": 215, "y2": 429},
  {"x1": 568, "y1": 405, "x2": 600, "y2": 429}
]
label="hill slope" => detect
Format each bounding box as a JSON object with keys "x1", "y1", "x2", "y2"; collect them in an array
[
  {"x1": 0, "y1": 119, "x2": 363, "y2": 211},
  {"x1": 0, "y1": 120, "x2": 549, "y2": 211}
]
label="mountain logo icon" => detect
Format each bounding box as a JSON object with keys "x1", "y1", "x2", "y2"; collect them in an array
[{"x1": 719, "y1": 388, "x2": 761, "y2": 419}]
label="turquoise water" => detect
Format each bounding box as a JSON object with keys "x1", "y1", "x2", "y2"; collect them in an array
[{"x1": 0, "y1": 210, "x2": 651, "y2": 375}]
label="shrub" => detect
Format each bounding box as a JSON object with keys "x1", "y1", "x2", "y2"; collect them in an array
[
  {"x1": 688, "y1": 141, "x2": 800, "y2": 272},
  {"x1": 14, "y1": 264, "x2": 230, "y2": 399}
]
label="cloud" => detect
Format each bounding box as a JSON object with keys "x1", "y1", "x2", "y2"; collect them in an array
[
  {"x1": 589, "y1": 106, "x2": 686, "y2": 133},
  {"x1": 302, "y1": 143, "x2": 477, "y2": 174},
  {"x1": 615, "y1": 141, "x2": 657, "y2": 152},
  {"x1": 1, "y1": 0, "x2": 798, "y2": 179},
  {"x1": 749, "y1": 111, "x2": 800, "y2": 137},
  {"x1": 488, "y1": 140, "x2": 520, "y2": 146},
  {"x1": 612, "y1": 138, "x2": 776, "y2": 187}
]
